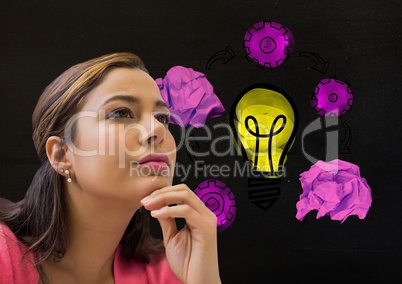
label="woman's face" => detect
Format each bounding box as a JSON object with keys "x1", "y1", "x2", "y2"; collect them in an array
[{"x1": 67, "y1": 68, "x2": 176, "y2": 209}]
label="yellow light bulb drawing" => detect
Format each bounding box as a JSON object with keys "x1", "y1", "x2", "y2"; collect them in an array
[{"x1": 229, "y1": 84, "x2": 298, "y2": 210}]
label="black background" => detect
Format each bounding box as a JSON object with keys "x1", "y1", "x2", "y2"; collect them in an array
[{"x1": 1, "y1": 1, "x2": 401, "y2": 283}]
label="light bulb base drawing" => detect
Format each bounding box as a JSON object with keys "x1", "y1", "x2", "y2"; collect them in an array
[{"x1": 248, "y1": 176, "x2": 281, "y2": 211}]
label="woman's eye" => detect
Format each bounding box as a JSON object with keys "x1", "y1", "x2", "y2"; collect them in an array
[
  {"x1": 155, "y1": 113, "x2": 170, "y2": 125},
  {"x1": 107, "y1": 108, "x2": 134, "y2": 119}
]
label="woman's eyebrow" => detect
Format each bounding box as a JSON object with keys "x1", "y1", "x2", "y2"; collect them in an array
[
  {"x1": 101, "y1": 95, "x2": 139, "y2": 107},
  {"x1": 155, "y1": 99, "x2": 169, "y2": 109},
  {"x1": 100, "y1": 95, "x2": 169, "y2": 110}
]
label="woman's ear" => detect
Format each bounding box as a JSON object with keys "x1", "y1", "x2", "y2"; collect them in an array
[{"x1": 46, "y1": 136, "x2": 71, "y2": 172}]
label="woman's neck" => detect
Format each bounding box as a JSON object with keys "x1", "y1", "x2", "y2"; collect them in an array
[{"x1": 43, "y1": 194, "x2": 138, "y2": 284}]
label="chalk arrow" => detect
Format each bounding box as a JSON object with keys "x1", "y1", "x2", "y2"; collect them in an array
[
  {"x1": 299, "y1": 51, "x2": 330, "y2": 73},
  {"x1": 186, "y1": 134, "x2": 201, "y2": 162},
  {"x1": 339, "y1": 121, "x2": 352, "y2": 154},
  {"x1": 206, "y1": 45, "x2": 236, "y2": 69}
]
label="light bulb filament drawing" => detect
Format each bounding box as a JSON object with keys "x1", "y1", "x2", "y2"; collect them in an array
[{"x1": 244, "y1": 114, "x2": 286, "y2": 174}]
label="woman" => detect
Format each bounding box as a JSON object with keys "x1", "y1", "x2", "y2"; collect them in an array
[{"x1": 0, "y1": 53, "x2": 221, "y2": 283}]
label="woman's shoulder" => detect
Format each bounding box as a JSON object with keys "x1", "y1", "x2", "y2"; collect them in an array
[
  {"x1": 0, "y1": 222, "x2": 39, "y2": 283},
  {"x1": 113, "y1": 247, "x2": 182, "y2": 284}
]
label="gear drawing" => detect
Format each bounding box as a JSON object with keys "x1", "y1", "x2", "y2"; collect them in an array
[
  {"x1": 194, "y1": 179, "x2": 236, "y2": 233},
  {"x1": 244, "y1": 21, "x2": 293, "y2": 68},
  {"x1": 311, "y1": 77, "x2": 354, "y2": 117}
]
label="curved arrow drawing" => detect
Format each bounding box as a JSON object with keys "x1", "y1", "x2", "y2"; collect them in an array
[
  {"x1": 206, "y1": 45, "x2": 236, "y2": 69},
  {"x1": 299, "y1": 51, "x2": 330, "y2": 73},
  {"x1": 186, "y1": 134, "x2": 201, "y2": 162},
  {"x1": 339, "y1": 121, "x2": 352, "y2": 154}
]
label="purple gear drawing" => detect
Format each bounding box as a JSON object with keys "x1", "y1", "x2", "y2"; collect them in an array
[
  {"x1": 244, "y1": 21, "x2": 294, "y2": 68},
  {"x1": 194, "y1": 179, "x2": 236, "y2": 233},
  {"x1": 311, "y1": 77, "x2": 354, "y2": 117}
]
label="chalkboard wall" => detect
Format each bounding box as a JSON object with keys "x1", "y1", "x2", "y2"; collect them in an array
[{"x1": 1, "y1": 1, "x2": 401, "y2": 282}]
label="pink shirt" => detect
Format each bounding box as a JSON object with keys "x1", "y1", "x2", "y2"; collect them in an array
[{"x1": 0, "y1": 222, "x2": 182, "y2": 283}]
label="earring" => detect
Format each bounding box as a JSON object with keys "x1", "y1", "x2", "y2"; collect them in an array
[{"x1": 60, "y1": 168, "x2": 72, "y2": 183}]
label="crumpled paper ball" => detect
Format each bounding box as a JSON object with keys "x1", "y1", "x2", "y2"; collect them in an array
[
  {"x1": 296, "y1": 159, "x2": 372, "y2": 223},
  {"x1": 155, "y1": 66, "x2": 225, "y2": 128}
]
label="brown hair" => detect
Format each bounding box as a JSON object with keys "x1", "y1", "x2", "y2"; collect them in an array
[{"x1": 0, "y1": 52, "x2": 164, "y2": 280}]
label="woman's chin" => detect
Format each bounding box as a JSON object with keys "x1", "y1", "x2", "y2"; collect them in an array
[{"x1": 137, "y1": 175, "x2": 173, "y2": 191}]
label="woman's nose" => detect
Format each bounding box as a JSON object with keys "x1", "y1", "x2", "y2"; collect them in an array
[{"x1": 139, "y1": 115, "x2": 166, "y2": 146}]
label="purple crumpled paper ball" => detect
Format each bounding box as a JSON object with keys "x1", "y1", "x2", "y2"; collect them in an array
[
  {"x1": 155, "y1": 66, "x2": 225, "y2": 128},
  {"x1": 296, "y1": 159, "x2": 372, "y2": 223}
]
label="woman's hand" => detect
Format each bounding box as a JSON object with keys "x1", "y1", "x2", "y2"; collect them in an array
[{"x1": 141, "y1": 184, "x2": 221, "y2": 284}]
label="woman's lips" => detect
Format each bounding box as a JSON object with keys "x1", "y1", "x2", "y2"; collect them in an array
[
  {"x1": 138, "y1": 153, "x2": 169, "y2": 165},
  {"x1": 136, "y1": 154, "x2": 170, "y2": 171}
]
